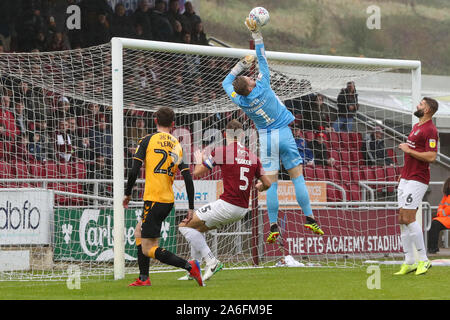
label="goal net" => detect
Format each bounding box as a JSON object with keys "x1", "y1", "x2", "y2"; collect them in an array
[{"x1": 0, "y1": 38, "x2": 421, "y2": 281}]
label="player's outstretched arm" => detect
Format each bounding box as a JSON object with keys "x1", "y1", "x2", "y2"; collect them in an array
[{"x1": 245, "y1": 17, "x2": 270, "y2": 86}]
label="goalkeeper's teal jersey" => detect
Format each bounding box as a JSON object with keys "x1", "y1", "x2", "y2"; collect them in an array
[{"x1": 222, "y1": 41, "x2": 294, "y2": 131}]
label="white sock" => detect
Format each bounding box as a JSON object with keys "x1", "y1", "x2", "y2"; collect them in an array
[
  {"x1": 400, "y1": 224, "x2": 415, "y2": 265},
  {"x1": 407, "y1": 221, "x2": 428, "y2": 261},
  {"x1": 190, "y1": 246, "x2": 202, "y2": 262},
  {"x1": 179, "y1": 227, "x2": 216, "y2": 265}
]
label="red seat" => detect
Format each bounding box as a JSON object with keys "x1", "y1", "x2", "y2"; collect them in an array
[
  {"x1": 387, "y1": 148, "x2": 397, "y2": 164},
  {"x1": 351, "y1": 151, "x2": 365, "y2": 167},
  {"x1": 73, "y1": 161, "x2": 87, "y2": 179},
  {"x1": 314, "y1": 166, "x2": 326, "y2": 181},
  {"x1": 349, "y1": 184, "x2": 361, "y2": 201},
  {"x1": 327, "y1": 166, "x2": 341, "y2": 184},
  {"x1": 11, "y1": 160, "x2": 31, "y2": 188},
  {"x1": 58, "y1": 162, "x2": 74, "y2": 178},
  {"x1": 339, "y1": 132, "x2": 351, "y2": 150},
  {"x1": 328, "y1": 132, "x2": 340, "y2": 150},
  {"x1": 327, "y1": 184, "x2": 344, "y2": 202},
  {"x1": 374, "y1": 166, "x2": 386, "y2": 192},
  {"x1": 351, "y1": 168, "x2": 366, "y2": 182},
  {"x1": 385, "y1": 166, "x2": 397, "y2": 193},
  {"x1": 304, "y1": 166, "x2": 316, "y2": 180},
  {"x1": 348, "y1": 132, "x2": 362, "y2": 150},
  {"x1": 46, "y1": 161, "x2": 59, "y2": 179},
  {"x1": 340, "y1": 166, "x2": 351, "y2": 183},
  {"x1": 340, "y1": 151, "x2": 351, "y2": 167},
  {"x1": 0, "y1": 161, "x2": 13, "y2": 187},
  {"x1": 303, "y1": 130, "x2": 315, "y2": 142}
]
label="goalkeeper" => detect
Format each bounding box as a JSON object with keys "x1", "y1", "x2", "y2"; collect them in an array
[{"x1": 221, "y1": 17, "x2": 324, "y2": 242}]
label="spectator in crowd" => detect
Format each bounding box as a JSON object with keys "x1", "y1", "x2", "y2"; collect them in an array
[
  {"x1": 47, "y1": 32, "x2": 70, "y2": 51},
  {"x1": 13, "y1": 134, "x2": 31, "y2": 162},
  {"x1": 76, "y1": 136, "x2": 95, "y2": 162},
  {"x1": 111, "y1": 3, "x2": 134, "y2": 38},
  {"x1": 361, "y1": 126, "x2": 394, "y2": 166},
  {"x1": 428, "y1": 177, "x2": 450, "y2": 254},
  {"x1": 307, "y1": 132, "x2": 336, "y2": 167},
  {"x1": 132, "y1": 0, "x2": 153, "y2": 40},
  {"x1": 89, "y1": 114, "x2": 112, "y2": 160},
  {"x1": 0, "y1": 95, "x2": 19, "y2": 141},
  {"x1": 33, "y1": 30, "x2": 48, "y2": 52},
  {"x1": 28, "y1": 132, "x2": 46, "y2": 162},
  {"x1": 55, "y1": 119, "x2": 74, "y2": 162},
  {"x1": 293, "y1": 128, "x2": 314, "y2": 165},
  {"x1": 86, "y1": 154, "x2": 112, "y2": 198},
  {"x1": 313, "y1": 94, "x2": 333, "y2": 132},
  {"x1": 127, "y1": 116, "x2": 148, "y2": 146},
  {"x1": 13, "y1": 100, "x2": 28, "y2": 136},
  {"x1": 32, "y1": 115, "x2": 55, "y2": 160},
  {"x1": 93, "y1": 11, "x2": 112, "y2": 45},
  {"x1": 333, "y1": 81, "x2": 359, "y2": 132},
  {"x1": 166, "y1": 0, "x2": 189, "y2": 32},
  {"x1": 298, "y1": 79, "x2": 317, "y2": 131},
  {"x1": 125, "y1": 140, "x2": 138, "y2": 178},
  {"x1": 171, "y1": 20, "x2": 184, "y2": 43},
  {"x1": 183, "y1": 1, "x2": 202, "y2": 33},
  {"x1": 151, "y1": 0, "x2": 174, "y2": 42},
  {"x1": 191, "y1": 21, "x2": 208, "y2": 46}
]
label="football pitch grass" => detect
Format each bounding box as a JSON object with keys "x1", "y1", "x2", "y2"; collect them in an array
[{"x1": 1, "y1": 264, "x2": 450, "y2": 300}]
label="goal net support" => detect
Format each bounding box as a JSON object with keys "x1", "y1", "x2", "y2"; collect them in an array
[{"x1": 0, "y1": 37, "x2": 422, "y2": 281}]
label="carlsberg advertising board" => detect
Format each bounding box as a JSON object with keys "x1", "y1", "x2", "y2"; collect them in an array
[{"x1": 53, "y1": 207, "x2": 177, "y2": 261}]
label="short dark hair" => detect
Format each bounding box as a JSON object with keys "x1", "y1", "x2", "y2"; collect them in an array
[
  {"x1": 443, "y1": 177, "x2": 450, "y2": 196},
  {"x1": 232, "y1": 76, "x2": 251, "y2": 96},
  {"x1": 154, "y1": 106, "x2": 174, "y2": 127},
  {"x1": 226, "y1": 119, "x2": 243, "y2": 131},
  {"x1": 423, "y1": 97, "x2": 439, "y2": 115},
  {"x1": 225, "y1": 119, "x2": 244, "y2": 140}
]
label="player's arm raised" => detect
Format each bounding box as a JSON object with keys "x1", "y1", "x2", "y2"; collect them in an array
[{"x1": 245, "y1": 17, "x2": 270, "y2": 86}]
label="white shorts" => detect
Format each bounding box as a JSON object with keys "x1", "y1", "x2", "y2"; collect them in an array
[
  {"x1": 397, "y1": 179, "x2": 428, "y2": 210},
  {"x1": 195, "y1": 199, "x2": 249, "y2": 229}
]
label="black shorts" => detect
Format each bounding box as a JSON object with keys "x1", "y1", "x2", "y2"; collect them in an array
[{"x1": 140, "y1": 201, "x2": 174, "y2": 239}]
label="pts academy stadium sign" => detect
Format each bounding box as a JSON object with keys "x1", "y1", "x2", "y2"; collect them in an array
[{"x1": 263, "y1": 208, "x2": 403, "y2": 256}]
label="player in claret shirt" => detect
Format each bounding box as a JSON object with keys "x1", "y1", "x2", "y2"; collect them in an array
[
  {"x1": 178, "y1": 120, "x2": 271, "y2": 281},
  {"x1": 395, "y1": 97, "x2": 439, "y2": 276}
]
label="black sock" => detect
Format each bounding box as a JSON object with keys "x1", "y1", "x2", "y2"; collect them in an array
[
  {"x1": 154, "y1": 247, "x2": 192, "y2": 271},
  {"x1": 137, "y1": 244, "x2": 150, "y2": 281},
  {"x1": 306, "y1": 216, "x2": 316, "y2": 224},
  {"x1": 270, "y1": 223, "x2": 278, "y2": 232}
]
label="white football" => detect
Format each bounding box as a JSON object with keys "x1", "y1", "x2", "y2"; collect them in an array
[{"x1": 249, "y1": 7, "x2": 270, "y2": 27}]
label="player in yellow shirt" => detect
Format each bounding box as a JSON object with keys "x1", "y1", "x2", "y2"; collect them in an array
[{"x1": 123, "y1": 106, "x2": 203, "y2": 286}]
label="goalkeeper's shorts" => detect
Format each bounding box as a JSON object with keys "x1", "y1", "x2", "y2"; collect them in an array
[{"x1": 259, "y1": 126, "x2": 303, "y2": 173}]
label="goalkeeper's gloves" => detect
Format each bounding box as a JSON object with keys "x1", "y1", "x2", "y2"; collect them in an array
[
  {"x1": 245, "y1": 17, "x2": 263, "y2": 41},
  {"x1": 231, "y1": 54, "x2": 255, "y2": 76}
]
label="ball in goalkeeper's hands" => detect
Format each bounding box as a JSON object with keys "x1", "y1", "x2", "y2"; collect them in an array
[{"x1": 249, "y1": 7, "x2": 270, "y2": 27}]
